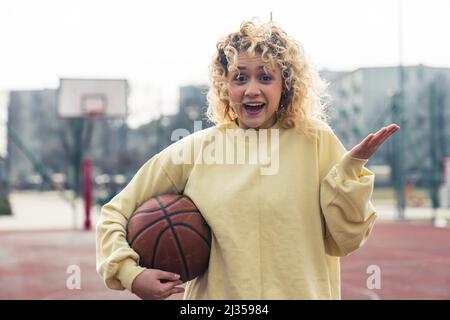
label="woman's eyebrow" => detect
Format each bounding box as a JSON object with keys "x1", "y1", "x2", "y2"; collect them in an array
[{"x1": 237, "y1": 66, "x2": 266, "y2": 70}]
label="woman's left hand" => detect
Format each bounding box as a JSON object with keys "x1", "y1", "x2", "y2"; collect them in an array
[{"x1": 350, "y1": 124, "x2": 400, "y2": 160}]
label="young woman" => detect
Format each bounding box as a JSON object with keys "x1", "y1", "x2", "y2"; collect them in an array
[{"x1": 96, "y1": 19, "x2": 399, "y2": 300}]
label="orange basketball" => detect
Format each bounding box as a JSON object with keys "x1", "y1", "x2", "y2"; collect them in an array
[{"x1": 126, "y1": 194, "x2": 211, "y2": 282}]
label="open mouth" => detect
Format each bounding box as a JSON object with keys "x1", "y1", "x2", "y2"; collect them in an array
[{"x1": 243, "y1": 103, "x2": 265, "y2": 115}]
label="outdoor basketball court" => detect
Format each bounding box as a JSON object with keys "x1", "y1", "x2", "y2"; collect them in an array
[{"x1": 1, "y1": 221, "x2": 449, "y2": 300}]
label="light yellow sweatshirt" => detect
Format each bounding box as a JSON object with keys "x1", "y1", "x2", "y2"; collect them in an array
[{"x1": 96, "y1": 120, "x2": 377, "y2": 299}]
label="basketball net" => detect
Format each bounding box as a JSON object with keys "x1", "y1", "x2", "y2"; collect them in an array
[{"x1": 81, "y1": 94, "x2": 107, "y2": 118}]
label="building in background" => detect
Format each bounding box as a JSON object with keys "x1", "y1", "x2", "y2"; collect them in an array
[
  {"x1": 7, "y1": 89, "x2": 128, "y2": 189},
  {"x1": 7, "y1": 89, "x2": 63, "y2": 189},
  {"x1": 6, "y1": 84, "x2": 211, "y2": 190},
  {"x1": 6, "y1": 69, "x2": 450, "y2": 191},
  {"x1": 324, "y1": 65, "x2": 450, "y2": 186},
  {"x1": 179, "y1": 85, "x2": 209, "y2": 124},
  {"x1": 0, "y1": 91, "x2": 9, "y2": 158}
]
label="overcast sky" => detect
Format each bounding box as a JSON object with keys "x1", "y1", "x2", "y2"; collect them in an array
[{"x1": 1, "y1": 0, "x2": 449, "y2": 128}]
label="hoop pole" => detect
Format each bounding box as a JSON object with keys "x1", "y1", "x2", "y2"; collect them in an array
[{"x1": 82, "y1": 159, "x2": 92, "y2": 230}]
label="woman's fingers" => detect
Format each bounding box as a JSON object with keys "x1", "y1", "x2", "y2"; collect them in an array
[
  {"x1": 160, "y1": 285, "x2": 186, "y2": 300},
  {"x1": 160, "y1": 279, "x2": 183, "y2": 291},
  {"x1": 360, "y1": 133, "x2": 375, "y2": 146},
  {"x1": 154, "y1": 280, "x2": 184, "y2": 300},
  {"x1": 370, "y1": 125, "x2": 399, "y2": 148},
  {"x1": 169, "y1": 286, "x2": 186, "y2": 295},
  {"x1": 367, "y1": 125, "x2": 399, "y2": 147},
  {"x1": 370, "y1": 127, "x2": 389, "y2": 144},
  {"x1": 156, "y1": 269, "x2": 181, "y2": 281},
  {"x1": 351, "y1": 124, "x2": 400, "y2": 159},
  {"x1": 377, "y1": 128, "x2": 397, "y2": 146},
  {"x1": 368, "y1": 129, "x2": 389, "y2": 149}
]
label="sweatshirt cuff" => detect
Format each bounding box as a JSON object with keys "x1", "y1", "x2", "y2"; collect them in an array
[
  {"x1": 337, "y1": 152, "x2": 369, "y2": 181},
  {"x1": 116, "y1": 258, "x2": 146, "y2": 292}
]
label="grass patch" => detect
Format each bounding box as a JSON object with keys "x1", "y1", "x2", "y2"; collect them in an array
[{"x1": 0, "y1": 193, "x2": 12, "y2": 216}]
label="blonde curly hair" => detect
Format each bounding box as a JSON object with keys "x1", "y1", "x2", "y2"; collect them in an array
[{"x1": 206, "y1": 18, "x2": 330, "y2": 137}]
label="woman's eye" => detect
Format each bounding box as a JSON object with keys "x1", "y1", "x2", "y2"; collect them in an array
[
  {"x1": 235, "y1": 75, "x2": 247, "y2": 82},
  {"x1": 261, "y1": 75, "x2": 272, "y2": 81}
]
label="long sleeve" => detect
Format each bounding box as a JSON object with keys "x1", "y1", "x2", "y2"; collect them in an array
[
  {"x1": 96, "y1": 133, "x2": 195, "y2": 291},
  {"x1": 318, "y1": 127, "x2": 377, "y2": 257}
]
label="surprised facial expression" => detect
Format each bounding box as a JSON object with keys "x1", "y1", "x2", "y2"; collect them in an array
[{"x1": 227, "y1": 53, "x2": 283, "y2": 129}]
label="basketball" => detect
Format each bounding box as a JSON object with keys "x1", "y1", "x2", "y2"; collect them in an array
[{"x1": 126, "y1": 194, "x2": 211, "y2": 282}]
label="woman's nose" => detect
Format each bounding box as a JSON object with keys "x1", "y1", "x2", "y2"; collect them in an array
[{"x1": 244, "y1": 79, "x2": 261, "y2": 97}]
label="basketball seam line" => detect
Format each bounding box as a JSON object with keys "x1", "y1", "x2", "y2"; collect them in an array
[
  {"x1": 129, "y1": 210, "x2": 199, "y2": 246},
  {"x1": 156, "y1": 196, "x2": 190, "y2": 280},
  {"x1": 149, "y1": 223, "x2": 211, "y2": 271},
  {"x1": 150, "y1": 224, "x2": 164, "y2": 270},
  {"x1": 133, "y1": 194, "x2": 184, "y2": 215},
  {"x1": 133, "y1": 207, "x2": 195, "y2": 217},
  {"x1": 175, "y1": 224, "x2": 211, "y2": 249}
]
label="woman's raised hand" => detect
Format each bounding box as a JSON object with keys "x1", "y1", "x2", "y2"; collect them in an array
[{"x1": 350, "y1": 124, "x2": 400, "y2": 160}]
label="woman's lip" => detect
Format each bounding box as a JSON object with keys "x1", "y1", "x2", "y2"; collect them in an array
[{"x1": 243, "y1": 104, "x2": 265, "y2": 116}]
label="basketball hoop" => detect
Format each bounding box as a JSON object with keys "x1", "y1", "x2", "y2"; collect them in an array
[
  {"x1": 57, "y1": 78, "x2": 127, "y2": 119},
  {"x1": 81, "y1": 93, "x2": 106, "y2": 118},
  {"x1": 57, "y1": 78, "x2": 127, "y2": 230}
]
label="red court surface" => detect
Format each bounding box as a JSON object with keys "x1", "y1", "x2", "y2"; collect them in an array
[{"x1": 1, "y1": 221, "x2": 449, "y2": 300}]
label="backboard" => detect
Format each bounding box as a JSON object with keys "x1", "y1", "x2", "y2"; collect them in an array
[{"x1": 58, "y1": 78, "x2": 128, "y2": 118}]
